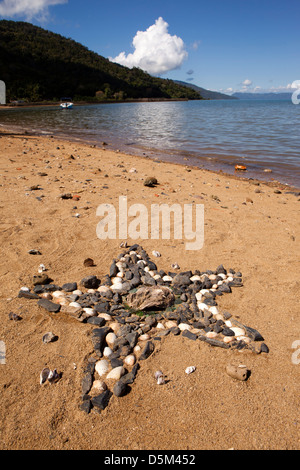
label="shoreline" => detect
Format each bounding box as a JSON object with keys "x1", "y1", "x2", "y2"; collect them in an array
[
  {"x1": 1, "y1": 125, "x2": 299, "y2": 192},
  {"x1": 0, "y1": 128, "x2": 299, "y2": 450}
]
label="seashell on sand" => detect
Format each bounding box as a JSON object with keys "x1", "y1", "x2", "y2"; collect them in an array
[
  {"x1": 124, "y1": 354, "x2": 136, "y2": 366},
  {"x1": 106, "y1": 332, "x2": 117, "y2": 347},
  {"x1": 95, "y1": 359, "x2": 110, "y2": 377},
  {"x1": 185, "y1": 366, "x2": 196, "y2": 375},
  {"x1": 178, "y1": 323, "x2": 192, "y2": 331},
  {"x1": 91, "y1": 379, "x2": 107, "y2": 394},
  {"x1": 103, "y1": 347, "x2": 113, "y2": 357},
  {"x1": 106, "y1": 366, "x2": 125, "y2": 380}
]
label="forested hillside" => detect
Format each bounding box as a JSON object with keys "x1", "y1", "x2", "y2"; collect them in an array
[{"x1": 0, "y1": 20, "x2": 202, "y2": 102}]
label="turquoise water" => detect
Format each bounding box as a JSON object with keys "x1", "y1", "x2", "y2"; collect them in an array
[{"x1": 1, "y1": 99, "x2": 299, "y2": 187}]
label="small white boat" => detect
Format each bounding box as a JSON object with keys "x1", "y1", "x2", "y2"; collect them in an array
[{"x1": 60, "y1": 97, "x2": 73, "y2": 109}]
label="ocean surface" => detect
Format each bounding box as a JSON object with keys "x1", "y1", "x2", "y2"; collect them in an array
[{"x1": 1, "y1": 99, "x2": 299, "y2": 188}]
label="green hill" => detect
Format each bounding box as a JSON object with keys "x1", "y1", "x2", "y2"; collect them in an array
[{"x1": 0, "y1": 20, "x2": 203, "y2": 103}]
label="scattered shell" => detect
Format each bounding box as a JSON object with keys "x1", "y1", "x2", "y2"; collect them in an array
[
  {"x1": 154, "y1": 370, "x2": 164, "y2": 380},
  {"x1": 40, "y1": 367, "x2": 60, "y2": 385},
  {"x1": 152, "y1": 250, "x2": 161, "y2": 258},
  {"x1": 157, "y1": 376, "x2": 165, "y2": 385},
  {"x1": 48, "y1": 369, "x2": 60, "y2": 384},
  {"x1": 38, "y1": 264, "x2": 46, "y2": 273},
  {"x1": 171, "y1": 263, "x2": 180, "y2": 270},
  {"x1": 40, "y1": 367, "x2": 50, "y2": 385},
  {"x1": 185, "y1": 366, "x2": 196, "y2": 375},
  {"x1": 42, "y1": 332, "x2": 57, "y2": 344}
]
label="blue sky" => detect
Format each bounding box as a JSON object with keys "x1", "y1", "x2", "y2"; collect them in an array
[{"x1": 0, "y1": 0, "x2": 299, "y2": 94}]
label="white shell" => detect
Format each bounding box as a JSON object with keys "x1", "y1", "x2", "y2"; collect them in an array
[
  {"x1": 69, "y1": 301, "x2": 81, "y2": 308},
  {"x1": 99, "y1": 313, "x2": 112, "y2": 321},
  {"x1": 83, "y1": 307, "x2": 96, "y2": 317},
  {"x1": 139, "y1": 333, "x2": 150, "y2": 341},
  {"x1": 95, "y1": 359, "x2": 109, "y2": 377},
  {"x1": 190, "y1": 275, "x2": 201, "y2": 282},
  {"x1": 106, "y1": 366, "x2": 125, "y2": 380},
  {"x1": 206, "y1": 331, "x2": 218, "y2": 338},
  {"x1": 91, "y1": 380, "x2": 107, "y2": 393},
  {"x1": 52, "y1": 290, "x2": 65, "y2": 298},
  {"x1": 178, "y1": 323, "x2": 191, "y2": 331},
  {"x1": 208, "y1": 306, "x2": 219, "y2": 315},
  {"x1": 185, "y1": 366, "x2": 196, "y2": 375},
  {"x1": 162, "y1": 275, "x2": 173, "y2": 282},
  {"x1": 106, "y1": 332, "x2": 117, "y2": 346},
  {"x1": 197, "y1": 302, "x2": 209, "y2": 311},
  {"x1": 124, "y1": 354, "x2": 136, "y2": 366},
  {"x1": 97, "y1": 285, "x2": 110, "y2": 293},
  {"x1": 72, "y1": 289, "x2": 83, "y2": 296},
  {"x1": 195, "y1": 292, "x2": 202, "y2": 301},
  {"x1": 20, "y1": 286, "x2": 30, "y2": 292},
  {"x1": 103, "y1": 347, "x2": 113, "y2": 357},
  {"x1": 231, "y1": 327, "x2": 245, "y2": 337},
  {"x1": 156, "y1": 322, "x2": 165, "y2": 329}
]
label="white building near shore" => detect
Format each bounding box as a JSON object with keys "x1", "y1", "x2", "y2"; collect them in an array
[{"x1": 0, "y1": 81, "x2": 6, "y2": 105}]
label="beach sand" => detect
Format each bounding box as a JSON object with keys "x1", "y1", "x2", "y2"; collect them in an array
[{"x1": 0, "y1": 129, "x2": 299, "y2": 450}]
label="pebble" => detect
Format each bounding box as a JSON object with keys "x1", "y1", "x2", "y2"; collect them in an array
[{"x1": 185, "y1": 366, "x2": 196, "y2": 375}]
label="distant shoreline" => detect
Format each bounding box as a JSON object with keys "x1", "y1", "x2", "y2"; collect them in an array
[{"x1": 0, "y1": 97, "x2": 198, "y2": 110}]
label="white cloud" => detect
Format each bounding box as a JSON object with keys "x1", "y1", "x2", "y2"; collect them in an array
[
  {"x1": 242, "y1": 79, "x2": 252, "y2": 87},
  {"x1": 0, "y1": 0, "x2": 67, "y2": 20},
  {"x1": 110, "y1": 17, "x2": 188, "y2": 76}
]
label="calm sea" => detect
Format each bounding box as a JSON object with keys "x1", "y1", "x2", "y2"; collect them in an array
[{"x1": 1, "y1": 99, "x2": 299, "y2": 188}]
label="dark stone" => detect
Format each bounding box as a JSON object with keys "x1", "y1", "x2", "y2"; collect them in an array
[
  {"x1": 199, "y1": 336, "x2": 230, "y2": 349},
  {"x1": 139, "y1": 340, "x2": 155, "y2": 360},
  {"x1": 125, "y1": 331, "x2": 139, "y2": 349},
  {"x1": 33, "y1": 274, "x2": 51, "y2": 286},
  {"x1": 147, "y1": 260, "x2": 157, "y2": 271},
  {"x1": 169, "y1": 326, "x2": 181, "y2": 335},
  {"x1": 86, "y1": 316, "x2": 106, "y2": 326},
  {"x1": 62, "y1": 282, "x2": 77, "y2": 292},
  {"x1": 94, "y1": 302, "x2": 110, "y2": 313},
  {"x1": 216, "y1": 264, "x2": 227, "y2": 275},
  {"x1": 81, "y1": 373, "x2": 93, "y2": 395},
  {"x1": 80, "y1": 275, "x2": 100, "y2": 289},
  {"x1": 260, "y1": 343, "x2": 269, "y2": 353},
  {"x1": 120, "y1": 363, "x2": 140, "y2": 385},
  {"x1": 109, "y1": 261, "x2": 118, "y2": 278},
  {"x1": 37, "y1": 298, "x2": 61, "y2": 313},
  {"x1": 18, "y1": 290, "x2": 40, "y2": 300},
  {"x1": 113, "y1": 381, "x2": 129, "y2": 397},
  {"x1": 80, "y1": 399, "x2": 92, "y2": 414},
  {"x1": 91, "y1": 390, "x2": 112, "y2": 411},
  {"x1": 182, "y1": 330, "x2": 197, "y2": 341},
  {"x1": 34, "y1": 284, "x2": 61, "y2": 293},
  {"x1": 172, "y1": 273, "x2": 191, "y2": 287},
  {"x1": 91, "y1": 326, "x2": 111, "y2": 356},
  {"x1": 243, "y1": 325, "x2": 264, "y2": 342},
  {"x1": 110, "y1": 357, "x2": 124, "y2": 368},
  {"x1": 222, "y1": 327, "x2": 235, "y2": 336}
]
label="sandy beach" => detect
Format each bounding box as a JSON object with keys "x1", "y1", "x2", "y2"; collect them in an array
[{"x1": 0, "y1": 128, "x2": 299, "y2": 451}]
